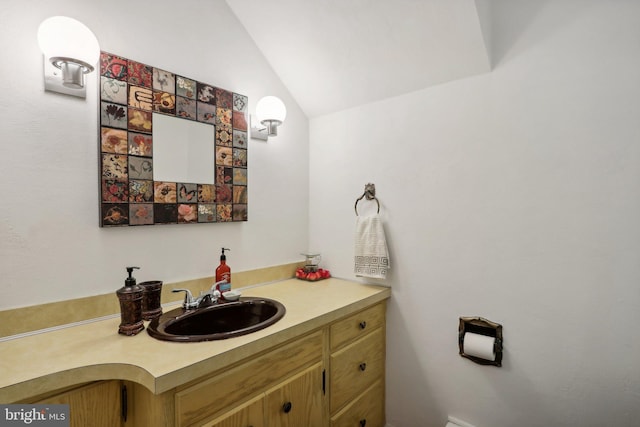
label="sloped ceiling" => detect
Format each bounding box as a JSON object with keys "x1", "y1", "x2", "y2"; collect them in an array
[{"x1": 226, "y1": 0, "x2": 492, "y2": 118}]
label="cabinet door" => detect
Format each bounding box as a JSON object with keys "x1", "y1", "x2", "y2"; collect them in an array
[
  {"x1": 176, "y1": 331, "x2": 323, "y2": 426},
  {"x1": 202, "y1": 395, "x2": 264, "y2": 427},
  {"x1": 35, "y1": 381, "x2": 122, "y2": 427},
  {"x1": 264, "y1": 363, "x2": 325, "y2": 427}
]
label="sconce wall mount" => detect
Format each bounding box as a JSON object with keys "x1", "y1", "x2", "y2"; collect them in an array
[
  {"x1": 37, "y1": 16, "x2": 100, "y2": 98},
  {"x1": 251, "y1": 96, "x2": 287, "y2": 141}
]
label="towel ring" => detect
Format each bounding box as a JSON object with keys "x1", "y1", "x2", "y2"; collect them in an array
[{"x1": 354, "y1": 183, "x2": 380, "y2": 215}]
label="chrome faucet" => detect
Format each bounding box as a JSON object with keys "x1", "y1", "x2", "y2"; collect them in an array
[{"x1": 172, "y1": 285, "x2": 224, "y2": 310}]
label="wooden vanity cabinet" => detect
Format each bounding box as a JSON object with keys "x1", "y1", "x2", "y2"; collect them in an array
[{"x1": 36, "y1": 300, "x2": 387, "y2": 427}]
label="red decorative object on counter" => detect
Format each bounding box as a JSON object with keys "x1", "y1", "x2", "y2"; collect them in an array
[{"x1": 296, "y1": 267, "x2": 331, "y2": 281}]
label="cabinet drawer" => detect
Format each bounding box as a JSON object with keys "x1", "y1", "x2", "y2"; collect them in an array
[
  {"x1": 330, "y1": 303, "x2": 385, "y2": 351},
  {"x1": 176, "y1": 330, "x2": 323, "y2": 426},
  {"x1": 331, "y1": 380, "x2": 384, "y2": 427},
  {"x1": 330, "y1": 328, "x2": 384, "y2": 413}
]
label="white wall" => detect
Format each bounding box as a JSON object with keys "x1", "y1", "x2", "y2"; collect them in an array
[
  {"x1": 310, "y1": 1, "x2": 640, "y2": 426},
  {"x1": 0, "y1": 0, "x2": 309, "y2": 309}
]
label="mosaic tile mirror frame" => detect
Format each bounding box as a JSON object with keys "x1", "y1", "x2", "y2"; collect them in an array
[{"x1": 98, "y1": 51, "x2": 248, "y2": 226}]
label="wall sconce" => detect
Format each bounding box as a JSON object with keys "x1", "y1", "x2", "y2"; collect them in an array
[
  {"x1": 37, "y1": 16, "x2": 100, "y2": 98},
  {"x1": 251, "y1": 96, "x2": 287, "y2": 141}
]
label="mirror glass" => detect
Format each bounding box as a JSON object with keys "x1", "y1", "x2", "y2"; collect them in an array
[{"x1": 153, "y1": 113, "x2": 215, "y2": 184}]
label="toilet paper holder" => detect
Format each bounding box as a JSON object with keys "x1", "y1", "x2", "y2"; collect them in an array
[{"x1": 458, "y1": 316, "x2": 503, "y2": 367}]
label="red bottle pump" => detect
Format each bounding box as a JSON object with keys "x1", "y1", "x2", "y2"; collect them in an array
[{"x1": 215, "y1": 248, "x2": 231, "y2": 294}]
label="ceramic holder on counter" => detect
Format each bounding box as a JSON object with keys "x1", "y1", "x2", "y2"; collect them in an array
[{"x1": 140, "y1": 280, "x2": 163, "y2": 320}]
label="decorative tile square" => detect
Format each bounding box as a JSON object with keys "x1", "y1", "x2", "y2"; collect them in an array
[
  {"x1": 216, "y1": 184, "x2": 232, "y2": 203},
  {"x1": 232, "y1": 130, "x2": 248, "y2": 148},
  {"x1": 197, "y1": 102, "x2": 217, "y2": 124},
  {"x1": 216, "y1": 125, "x2": 233, "y2": 146},
  {"x1": 100, "y1": 53, "x2": 127, "y2": 80},
  {"x1": 233, "y1": 204, "x2": 248, "y2": 221},
  {"x1": 154, "y1": 203, "x2": 177, "y2": 224},
  {"x1": 127, "y1": 60, "x2": 153, "y2": 88},
  {"x1": 232, "y1": 111, "x2": 247, "y2": 131},
  {"x1": 128, "y1": 132, "x2": 153, "y2": 157},
  {"x1": 153, "y1": 92, "x2": 176, "y2": 115},
  {"x1": 101, "y1": 77, "x2": 127, "y2": 105},
  {"x1": 101, "y1": 102, "x2": 127, "y2": 129},
  {"x1": 216, "y1": 146, "x2": 233, "y2": 166},
  {"x1": 197, "y1": 83, "x2": 215, "y2": 104},
  {"x1": 129, "y1": 203, "x2": 154, "y2": 225},
  {"x1": 216, "y1": 166, "x2": 233, "y2": 186},
  {"x1": 129, "y1": 86, "x2": 153, "y2": 110},
  {"x1": 216, "y1": 107, "x2": 232, "y2": 127},
  {"x1": 233, "y1": 185, "x2": 247, "y2": 203},
  {"x1": 178, "y1": 183, "x2": 198, "y2": 203},
  {"x1": 217, "y1": 203, "x2": 232, "y2": 222},
  {"x1": 128, "y1": 108, "x2": 153, "y2": 133},
  {"x1": 178, "y1": 204, "x2": 198, "y2": 223},
  {"x1": 128, "y1": 156, "x2": 153, "y2": 180},
  {"x1": 233, "y1": 93, "x2": 248, "y2": 112},
  {"x1": 102, "y1": 203, "x2": 129, "y2": 226},
  {"x1": 102, "y1": 179, "x2": 128, "y2": 202},
  {"x1": 215, "y1": 88, "x2": 233, "y2": 109},
  {"x1": 129, "y1": 179, "x2": 154, "y2": 202},
  {"x1": 102, "y1": 154, "x2": 128, "y2": 179},
  {"x1": 198, "y1": 184, "x2": 215, "y2": 203},
  {"x1": 177, "y1": 96, "x2": 196, "y2": 120},
  {"x1": 154, "y1": 182, "x2": 177, "y2": 203},
  {"x1": 153, "y1": 68, "x2": 175, "y2": 93},
  {"x1": 198, "y1": 204, "x2": 216, "y2": 222},
  {"x1": 176, "y1": 76, "x2": 197, "y2": 99},
  {"x1": 101, "y1": 128, "x2": 128, "y2": 154},
  {"x1": 233, "y1": 168, "x2": 247, "y2": 185},
  {"x1": 233, "y1": 148, "x2": 247, "y2": 167}
]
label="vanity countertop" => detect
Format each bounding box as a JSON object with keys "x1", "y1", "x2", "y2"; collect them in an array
[{"x1": 0, "y1": 278, "x2": 390, "y2": 403}]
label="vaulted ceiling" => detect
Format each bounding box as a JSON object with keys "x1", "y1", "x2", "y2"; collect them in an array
[{"x1": 226, "y1": 0, "x2": 492, "y2": 118}]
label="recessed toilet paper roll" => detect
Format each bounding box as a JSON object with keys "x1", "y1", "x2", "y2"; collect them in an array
[{"x1": 463, "y1": 332, "x2": 495, "y2": 360}]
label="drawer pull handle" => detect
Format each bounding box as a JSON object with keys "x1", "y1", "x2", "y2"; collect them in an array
[
  {"x1": 283, "y1": 401, "x2": 293, "y2": 413},
  {"x1": 360, "y1": 420, "x2": 367, "y2": 427},
  {"x1": 359, "y1": 321, "x2": 367, "y2": 330},
  {"x1": 359, "y1": 362, "x2": 367, "y2": 371}
]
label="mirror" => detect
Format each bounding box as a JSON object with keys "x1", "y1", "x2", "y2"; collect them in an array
[
  {"x1": 98, "y1": 51, "x2": 249, "y2": 227},
  {"x1": 153, "y1": 114, "x2": 215, "y2": 184}
]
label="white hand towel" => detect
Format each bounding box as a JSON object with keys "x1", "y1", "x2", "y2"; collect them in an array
[{"x1": 354, "y1": 214, "x2": 390, "y2": 279}]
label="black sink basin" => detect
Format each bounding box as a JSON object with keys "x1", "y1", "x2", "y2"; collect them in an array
[{"x1": 147, "y1": 297, "x2": 286, "y2": 342}]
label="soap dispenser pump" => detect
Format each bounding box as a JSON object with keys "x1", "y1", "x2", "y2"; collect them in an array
[{"x1": 116, "y1": 266, "x2": 145, "y2": 336}]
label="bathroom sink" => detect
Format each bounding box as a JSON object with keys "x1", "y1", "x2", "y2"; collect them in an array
[{"x1": 147, "y1": 297, "x2": 286, "y2": 342}]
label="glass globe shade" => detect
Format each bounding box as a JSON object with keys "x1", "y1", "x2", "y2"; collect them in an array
[
  {"x1": 37, "y1": 16, "x2": 100, "y2": 68},
  {"x1": 256, "y1": 96, "x2": 287, "y2": 124}
]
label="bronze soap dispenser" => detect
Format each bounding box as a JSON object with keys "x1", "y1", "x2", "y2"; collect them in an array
[{"x1": 116, "y1": 266, "x2": 145, "y2": 336}]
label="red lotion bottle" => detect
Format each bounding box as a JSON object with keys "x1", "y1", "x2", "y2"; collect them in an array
[{"x1": 215, "y1": 248, "x2": 231, "y2": 295}]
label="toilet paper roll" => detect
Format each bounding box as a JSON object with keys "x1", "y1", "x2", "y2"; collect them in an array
[{"x1": 463, "y1": 332, "x2": 495, "y2": 360}]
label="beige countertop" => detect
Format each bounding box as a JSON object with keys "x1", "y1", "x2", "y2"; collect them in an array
[{"x1": 0, "y1": 278, "x2": 390, "y2": 403}]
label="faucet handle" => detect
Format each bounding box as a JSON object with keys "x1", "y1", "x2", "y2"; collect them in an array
[{"x1": 172, "y1": 288, "x2": 198, "y2": 309}]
